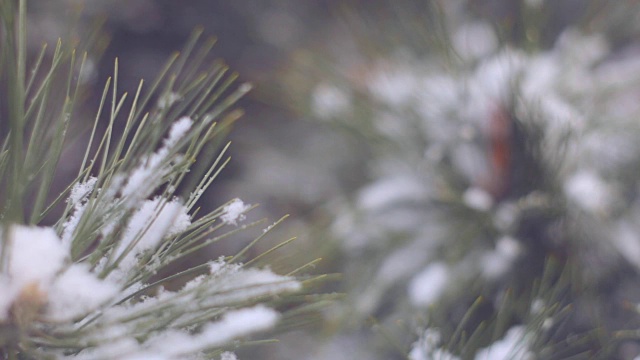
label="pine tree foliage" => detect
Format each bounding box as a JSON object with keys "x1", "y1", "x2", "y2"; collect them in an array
[
  {"x1": 0, "y1": 1, "x2": 312, "y2": 359},
  {"x1": 280, "y1": 0, "x2": 640, "y2": 358}
]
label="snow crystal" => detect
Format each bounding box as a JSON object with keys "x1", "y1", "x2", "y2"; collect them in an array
[
  {"x1": 408, "y1": 262, "x2": 450, "y2": 307},
  {"x1": 311, "y1": 83, "x2": 352, "y2": 119},
  {"x1": 221, "y1": 199, "x2": 251, "y2": 225},
  {"x1": 564, "y1": 171, "x2": 613, "y2": 214},
  {"x1": 475, "y1": 325, "x2": 533, "y2": 360},
  {"x1": 463, "y1": 187, "x2": 494, "y2": 211},
  {"x1": 68, "y1": 177, "x2": 98, "y2": 204},
  {"x1": 46, "y1": 263, "x2": 119, "y2": 321}
]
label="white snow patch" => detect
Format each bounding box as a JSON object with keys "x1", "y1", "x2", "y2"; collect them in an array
[
  {"x1": 463, "y1": 187, "x2": 494, "y2": 211},
  {"x1": 311, "y1": 83, "x2": 352, "y2": 119},
  {"x1": 6, "y1": 225, "x2": 67, "y2": 286},
  {"x1": 221, "y1": 199, "x2": 251, "y2": 225},
  {"x1": 157, "y1": 92, "x2": 181, "y2": 109},
  {"x1": 564, "y1": 171, "x2": 613, "y2": 214},
  {"x1": 46, "y1": 263, "x2": 119, "y2": 321},
  {"x1": 164, "y1": 116, "x2": 193, "y2": 149},
  {"x1": 148, "y1": 305, "x2": 279, "y2": 356},
  {"x1": 367, "y1": 64, "x2": 420, "y2": 106},
  {"x1": 0, "y1": 225, "x2": 69, "y2": 320},
  {"x1": 612, "y1": 221, "x2": 640, "y2": 270},
  {"x1": 481, "y1": 236, "x2": 522, "y2": 280},
  {"x1": 121, "y1": 117, "x2": 192, "y2": 200},
  {"x1": 221, "y1": 352, "x2": 238, "y2": 360},
  {"x1": 409, "y1": 329, "x2": 460, "y2": 360},
  {"x1": 113, "y1": 197, "x2": 191, "y2": 275},
  {"x1": 358, "y1": 175, "x2": 427, "y2": 211},
  {"x1": 68, "y1": 177, "x2": 98, "y2": 204},
  {"x1": 475, "y1": 325, "x2": 533, "y2": 360},
  {"x1": 408, "y1": 262, "x2": 450, "y2": 307},
  {"x1": 452, "y1": 21, "x2": 498, "y2": 61}
]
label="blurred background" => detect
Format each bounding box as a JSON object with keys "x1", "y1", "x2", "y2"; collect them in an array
[{"x1": 22, "y1": 1, "x2": 640, "y2": 359}]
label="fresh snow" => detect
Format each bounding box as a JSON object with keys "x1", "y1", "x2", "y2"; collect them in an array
[
  {"x1": 46, "y1": 263, "x2": 119, "y2": 321},
  {"x1": 221, "y1": 199, "x2": 251, "y2": 225},
  {"x1": 112, "y1": 197, "x2": 191, "y2": 275},
  {"x1": 475, "y1": 326, "x2": 533, "y2": 360},
  {"x1": 408, "y1": 262, "x2": 450, "y2": 307}
]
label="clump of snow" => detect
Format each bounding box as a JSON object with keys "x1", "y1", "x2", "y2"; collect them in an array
[
  {"x1": 408, "y1": 262, "x2": 450, "y2": 307},
  {"x1": 377, "y1": 245, "x2": 430, "y2": 285},
  {"x1": 463, "y1": 187, "x2": 494, "y2": 211},
  {"x1": 198, "y1": 305, "x2": 279, "y2": 345},
  {"x1": 530, "y1": 298, "x2": 545, "y2": 315},
  {"x1": 493, "y1": 202, "x2": 519, "y2": 232},
  {"x1": 311, "y1": 83, "x2": 352, "y2": 119},
  {"x1": 0, "y1": 225, "x2": 68, "y2": 320},
  {"x1": 409, "y1": 329, "x2": 460, "y2": 360},
  {"x1": 147, "y1": 305, "x2": 279, "y2": 356},
  {"x1": 612, "y1": 221, "x2": 640, "y2": 270},
  {"x1": 46, "y1": 263, "x2": 119, "y2": 321},
  {"x1": 111, "y1": 197, "x2": 191, "y2": 276},
  {"x1": 6, "y1": 225, "x2": 67, "y2": 287},
  {"x1": 164, "y1": 117, "x2": 193, "y2": 149},
  {"x1": 0, "y1": 224, "x2": 122, "y2": 324},
  {"x1": 62, "y1": 178, "x2": 102, "y2": 248},
  {"x1": 221, "y1": 199, "x2": 251, "y2": 225},
  {"x1": 416, "y1": 75, "x2": 461, "y2": 134},
  {"x1": 357, "y1": 175, "x2": 428, "y2": 211},
  {"x1": 157, "y1": 92, "x2": 181, "y2": 109},
  {"x1": 564, "y1": 171, "x2": 614, "y2": 214},
  {"x1": 481, "y1": 236, "x2": 522, "y2": 280},
  {"x1": 220, "y1": 352, "x2": 238, "y2": 360},
  {"x1": 475, "y1": 325, "x2": 533, "y2": 360},
  {"x1": 201, "y1": 265, "x2": 302, "y2": 306},
  {"x1": 367, "y1": 63, "x2": 420, "y2": 106},
  {"x1": 452, "y1": 21, "x2": 498, "y2": 61},
  {"x1": 68, "y1": 177, "x2": 98, "y2": 204},
  {"x1": 121, "y1": 117, "x2": 193, "y2": 200}
]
